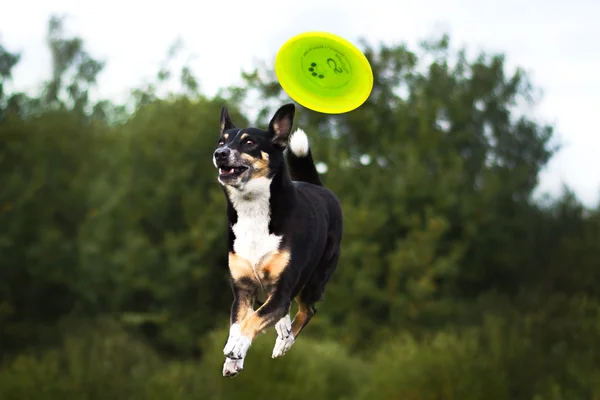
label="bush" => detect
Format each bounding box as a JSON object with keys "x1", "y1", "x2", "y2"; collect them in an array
[
  {"x1": 357, "y1": 330, "x2": 508, "y2": 400},
  {"x1": 189, "y1": 327, "x2": 366, "y2": 400},
  {"x1": 1, "y1": 310, "x2": 599, "y2": 400},
  {"x1": 0, "y1": 318, "x2": 364, "y2": 400},
  {"x1": 358, "y1": 303, "x2": 600, "y2": 400}
]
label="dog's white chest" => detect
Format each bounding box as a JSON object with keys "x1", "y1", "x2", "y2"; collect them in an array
[
  {"x1": 232, "y1": 217, "x2": 281, "y2": 267},
  {"x1": 228, "y1": 178, "x2": 282, "y2": 267}
]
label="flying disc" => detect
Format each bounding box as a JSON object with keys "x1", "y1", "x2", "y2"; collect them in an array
[{"x1": 274, "y1": 31, "x2": 373, "y2": 114}]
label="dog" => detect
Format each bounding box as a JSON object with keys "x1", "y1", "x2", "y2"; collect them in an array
[{"x1": 213, "y1": 103, "x2": 343, "y2": 377}]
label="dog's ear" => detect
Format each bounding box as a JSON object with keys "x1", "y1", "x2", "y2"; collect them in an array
[
  {"x1": 268, "y1": 103, "x2": 295, "y2": 147},
  {"x1": 220, "y1": 106, "x2": 236, "y2": 134}
]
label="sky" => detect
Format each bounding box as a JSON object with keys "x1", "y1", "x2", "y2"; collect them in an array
[{"x1": 1, "y1": 0, "x2": 599, "y2": 206}]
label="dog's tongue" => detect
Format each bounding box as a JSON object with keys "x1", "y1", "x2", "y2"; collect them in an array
[{"x1": 219, "y1": 168, "x2": 236, "y2": 175}]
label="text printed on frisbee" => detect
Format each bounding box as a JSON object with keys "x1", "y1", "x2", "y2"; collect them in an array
[{"x1": 301, "y1": 46, "x2": 352, "y2": 90}]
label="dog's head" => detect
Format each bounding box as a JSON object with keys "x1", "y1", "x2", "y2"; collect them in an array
[{"x1": 213, "y1": 103, "x2": 295, "y2": 189}]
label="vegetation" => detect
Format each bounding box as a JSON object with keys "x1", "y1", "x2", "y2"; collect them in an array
[{"x1": 1, "y1": 16, "x2": 599, "y2": 399}]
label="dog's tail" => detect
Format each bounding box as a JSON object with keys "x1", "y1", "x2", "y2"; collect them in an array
[{"x1": 287, "y1": 128, "x2": 323, "y2": 187}]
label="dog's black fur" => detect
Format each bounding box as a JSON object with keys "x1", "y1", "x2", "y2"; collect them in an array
[{"x1": 213, "y1": 103, "x2": 343, "y2": 377}]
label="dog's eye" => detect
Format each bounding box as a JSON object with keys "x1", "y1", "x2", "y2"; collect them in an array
[
  {"x1": 244, "y1": 139, "x2": 255, "y2": 146},
  {"x1": 217, "y1": 140, "x2": 225, "y2": 147}
]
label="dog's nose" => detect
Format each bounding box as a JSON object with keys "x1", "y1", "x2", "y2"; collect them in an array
[{"x1": 214, "y1": 147, "x2": 230, "y2": 162}]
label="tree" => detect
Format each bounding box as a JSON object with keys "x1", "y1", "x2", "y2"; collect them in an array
[
  {"x1": 0, "y1": 43, "x2": 21, "y2": 118},
  {"x1": 231, "y1": 34, "x2": 557, "y2": 345}
]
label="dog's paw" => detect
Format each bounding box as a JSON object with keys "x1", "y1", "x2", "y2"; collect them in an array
[
  {"x1": 272, "y1": 315, "x2": 295, "y2": 358},
  {"x1": 272, "y1": 334, "x2": 295, "y2": 358},
  {"x1": 223, "y1": 324, "x2": 252, "y2": 360},
  {"x1": 222, "y1": 357, "x2": 244, "y2": 377},
  {"x1": 275, "y1": 314, "x2": 292, "y2": 339}
]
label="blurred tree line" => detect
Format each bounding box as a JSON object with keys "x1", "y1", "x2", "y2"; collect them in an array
[{"x1": 1, "y1": 15, "x2": 599, "y2": 399}]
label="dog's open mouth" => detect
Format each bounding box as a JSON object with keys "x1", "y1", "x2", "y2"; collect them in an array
[{"x1": 219, "y1": 166, "x2": 248, "y2": 178}]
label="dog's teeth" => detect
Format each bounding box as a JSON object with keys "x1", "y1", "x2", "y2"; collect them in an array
[{"x1": 218, "y1": 167, "x2": 240, "y2": 176}]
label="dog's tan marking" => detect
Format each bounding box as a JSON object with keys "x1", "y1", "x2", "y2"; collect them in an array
[
  {"x1": 236, "y1": 251, "x2": 291, "y2": 339},
  {"x1": 228, "y1": 252, "x2": 258, "y2": 323},
  {"x1": 238, "y1": 297, "x2": 278, "y2": 339},
  {"x1": 234, "y1": 295, "x2": 254, "y2": 323},
  {"x1": 241, "y1": 152, "x2": 270, "y2": 179},
  {"x1": 260, "y1": 250, "x2": 290, "y2": 281},
  {"x1": 240, "y1": 133, "x2": 248, "y2": 140},
  {"x1": 239, "y1": 315, "x2": 262, "y2": 339},
  {"x1": 228, "y1": 252, "x2": 253, "y2": 281},
  {"x1": 291, "y1": 297, "x2": 315, "y2": 337},
  {"x1": 240, "y1": 153, "x2": 255, "y2": 163},
  {"x1": 223, "y1": 133, "x2": 229, "y2": 140}
]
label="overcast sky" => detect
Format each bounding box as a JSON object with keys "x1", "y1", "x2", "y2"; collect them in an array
[{"x1": 1, "y1": 0, "x2": 599, "y2": 206}]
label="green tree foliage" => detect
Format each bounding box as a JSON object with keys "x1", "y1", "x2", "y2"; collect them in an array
[
  {"x1": 235, "y1": 35, "x2": 563, "y2": 345},
  {"x1": 1, "y1": 306, "x2": 598, "y2": 399},
  {"x1": 0, "y1": 16, "x2": 248, "y2": 354},
  {"x1": 0, "y1": 43, "x2": 21, "y2": 119},
  {"x1": 43, "y1": 15, "x2": 105, "y2": 111},
  {"x1": 1, "y1": 15, "x2": 599, "y2": 398},
  {"x1": 0, "y1": 44, "x2": 20, "y2": 97}
]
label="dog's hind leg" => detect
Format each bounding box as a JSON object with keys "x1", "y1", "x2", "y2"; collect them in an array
[
  {"x1": 298, "y1": 247, "x2": 340, "y2": 311},
  {"x1": 272, "y1": 296, "x2": 315, "y2": 358},
  {"x1": 272, "y1": 246, "x2": 340, "y2": 358}
]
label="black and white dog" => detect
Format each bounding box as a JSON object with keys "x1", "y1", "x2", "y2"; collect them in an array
[{"x1": 213, "y1": 103, "x2": 343, "y2": 377}]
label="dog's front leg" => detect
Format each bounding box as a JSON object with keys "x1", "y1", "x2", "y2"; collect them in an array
[
  {"x1": 223, "y1": 289, "x2": 290, "y2": 360},
  {"x1": 223, "y1": 279, "x2": 256, "y2": 377}
]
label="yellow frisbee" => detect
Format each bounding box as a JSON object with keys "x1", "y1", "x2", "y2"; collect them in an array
[{"x1": 274, "y1": 31, "x2": 374, "y2": 114}]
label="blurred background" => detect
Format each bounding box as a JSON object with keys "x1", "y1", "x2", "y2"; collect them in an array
[{"x1": 1, "y1": 1, "x2": 599, "y2": 399}]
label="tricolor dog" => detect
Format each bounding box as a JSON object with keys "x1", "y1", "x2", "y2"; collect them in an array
[{"x1": 213, "y1": 103, "x2": 343, "y2": 377}]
